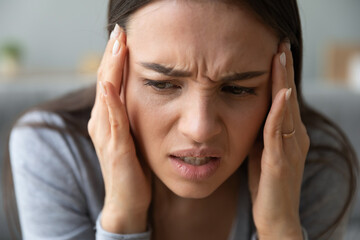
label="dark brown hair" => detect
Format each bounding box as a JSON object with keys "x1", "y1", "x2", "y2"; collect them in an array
[{"x1": 3, "y1": 0, "x2": 358, "y2": 239}]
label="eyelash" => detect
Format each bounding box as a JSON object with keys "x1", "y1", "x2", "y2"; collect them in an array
[
  {"x1": 144, "y1": 79, "x2": 256, "y2": 96},
  {"x1": 221, "y1": 85, "x2": 256, "y2": 95},
  {"x1": 144, "y1": 80, "x2": 181, "y2": 90}
]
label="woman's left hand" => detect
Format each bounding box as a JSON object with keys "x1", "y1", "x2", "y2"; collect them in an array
[{"x1": 248, "y1": 40, "x2": 310, "y2": 240}]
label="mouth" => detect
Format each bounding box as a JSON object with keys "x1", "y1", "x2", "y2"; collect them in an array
[
  {"x1": 170, "y1": 155, "x2": 219, "y2": 166},
  {"x1": 168, "y1": 148, "x2": 222, "y2": 180}
]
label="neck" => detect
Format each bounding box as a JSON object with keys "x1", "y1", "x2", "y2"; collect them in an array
[{"x1": 150, "y1": 168, "x2": 242, "y2": 217}]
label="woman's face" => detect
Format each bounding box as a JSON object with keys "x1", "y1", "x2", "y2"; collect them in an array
[{"x1": 125, "y1": 1, "x2": 278, "y2": 199}]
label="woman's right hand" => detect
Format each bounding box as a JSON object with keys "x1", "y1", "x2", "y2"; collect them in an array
[{"x1": 88, "y1": 24, "x2": 152, "y2": 234}]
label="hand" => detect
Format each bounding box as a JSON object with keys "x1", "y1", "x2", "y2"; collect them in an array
[
  {"x1": 248, "y1": 40, "x2": 310, "y2": 239},
  {"x1": 88, "y1": 24, "x2": 152, "y2": 234}
]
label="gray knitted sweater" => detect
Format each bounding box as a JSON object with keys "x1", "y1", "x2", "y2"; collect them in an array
[{"x1": 10, "y1": 111, "x2": 351, "y2": 239}]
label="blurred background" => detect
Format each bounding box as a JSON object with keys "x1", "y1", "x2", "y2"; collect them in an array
[
  {"x1": 0, "y1": 0, "x2": 359, "y2": 239},
  {"x1": 1, "y1": 0, "x2": 360, "y2": 87}
]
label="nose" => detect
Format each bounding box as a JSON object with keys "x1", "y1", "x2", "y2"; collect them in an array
[{"x1": 178, "y1": 96, "x2": 222, "y2": 143}]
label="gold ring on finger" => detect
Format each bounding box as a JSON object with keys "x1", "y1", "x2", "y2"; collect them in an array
[{"x1": 282, "y1": 129, "x2": 296, "y2": 139}]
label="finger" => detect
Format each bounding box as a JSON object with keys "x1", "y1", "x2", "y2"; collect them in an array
[
  {"x1": 281, "y1": 40, "x2": 295, "y2": 91},
  {"x1": 247, "y1": 139, "x2": 263, "y2": 203},
  {"x1": 103, "y1": 81, "x2": 130, "y2": 141},
  {"x1": 279, "y1": 40, "x2": 302, "y2": 125},
  {"x1": 278, "y1": 41, "x2": 310, "y2": 155},
  {"x1": 271, "y1": 50, "x2": 288, "y2": 103},
  {"x1": 120, "y1": 49, "x2": 129, "y2": 105},
  {"x1": 105, "y1": 31, "x2": 127, "y2": 94},
  {"x1": 98, "y1": 24, "x2": 124, "y2": 73},
  {"x1": 88, "y1": 82, "x2": 111, "y2": 143},
  {"x1": 272, "y1": 50, "x2": 293, "y2": 135},
  {"x1": 95, "y1": 25, "x2": 120, "y2": 108},
  {"x1": 263, "y1": 88, "x2": 288, "y2": 154},
  {"x1": 282, "y1": 88, "x2": 295, "y2": 137},
  {"x1": 97, "y1": 24, "x2": 126, "y2": 99}
]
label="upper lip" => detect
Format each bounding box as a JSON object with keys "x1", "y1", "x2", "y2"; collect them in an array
[{"x1": 169, "y1": 148, "x2": 223, "y2": 158}]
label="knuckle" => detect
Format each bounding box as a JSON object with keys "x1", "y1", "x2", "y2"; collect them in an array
[
  {"x1": 304, "y1": 135, "x2": 310, "y2": 153},
  {"x1": 97, "y1": 67, "x2": 104, "y2": 79},
  {"x1": 106, "y1": 98, "x2": 115, "y2": 108},
  {"x1": 110, "y1": 117, "x2": 121, "y2": 130},
  {"x1": 273, "y1": 128, "x2": 283, "y2": 139},
  {"x1": 301, "y1": 125, "x2": 311, "y2": 152},
  {"x1": 107, "y1": 61, "x2": 118, "y2": 74},
  {"x1": 87, "y1": 119, "x2": 95, "y2": 137},
  {"x1": 263, "y1": 126, "x2": 274, "y2": 137}
]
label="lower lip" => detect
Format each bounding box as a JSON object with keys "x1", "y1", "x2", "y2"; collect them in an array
[{"x1": 169, "y1": 156, "x2": 220, "y2": 181}]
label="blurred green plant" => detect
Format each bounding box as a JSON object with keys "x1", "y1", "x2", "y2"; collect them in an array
[
  {"x1": 0, "y1": 41, "x2": 22, "y2": 61},
  {"x1": 0, "y1": 41, "x2": 23, "y2": 76}
]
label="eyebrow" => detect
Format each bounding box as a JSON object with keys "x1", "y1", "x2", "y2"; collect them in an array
[{"x1": 139, "y1": 62, "x2": 267, "y2": 81}]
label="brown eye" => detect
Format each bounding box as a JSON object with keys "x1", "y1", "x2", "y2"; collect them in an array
[
  {"x1": 221, "y1": 86, "x2": 255, "y2": 96},
  {"x1": 144, "y1": 80, "x2": 181, "y2": 90}
]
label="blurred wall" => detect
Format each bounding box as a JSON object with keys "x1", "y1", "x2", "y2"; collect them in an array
[
  {"x1": 298, "y1": 0, "x2": 360, "y2": 82},
  {"x1": 0, "y1": 0, "x2": 107, "y2": 72},
  {"x1": 1, "y1": 0, "x2": 360, "y2": 79}
]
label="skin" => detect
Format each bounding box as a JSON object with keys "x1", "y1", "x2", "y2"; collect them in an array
[
  {"x1": 88, "y1": 1, "x2": 310, "y2": 239},
  {"x1": 125, "y1": 2, "x2": 274, "y2": 199}
]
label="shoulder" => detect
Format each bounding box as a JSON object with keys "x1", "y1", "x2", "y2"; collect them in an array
[
  {"x1": 9, "y1": 110, "x2": 104, "y2": 238},
  {"x1": 10, "y1": 110, "x2": 66, "y2": 165},
  {"x1": 10, "y1": 110, "x2": 91, "y2": 166},
  {"x1": 10, "y1": 109, "x2": 94, "y2": 151},
  {"x1": 9, "y1": 110, "x2": 100, "y2": 195}
]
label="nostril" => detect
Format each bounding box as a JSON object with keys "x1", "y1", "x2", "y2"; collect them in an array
[
  {"x1": 177, "y1": 100, "x2": 222, "y2": 143},
  {"x1": 178, "y1": 118, "x2": 222, "y2": 144}
]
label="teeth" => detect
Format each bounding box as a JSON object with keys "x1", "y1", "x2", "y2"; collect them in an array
[{"x1": 180, "y1": 157, "x2": 213, "y2": 166}]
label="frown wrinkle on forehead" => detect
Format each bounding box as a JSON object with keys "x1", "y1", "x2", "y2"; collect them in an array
[
  {"x1": 126, "y1": 0, "x2": 278, "y2": 82},
  {"x1": 138, "y1": 61, "x2": 268, "y2": 83}
]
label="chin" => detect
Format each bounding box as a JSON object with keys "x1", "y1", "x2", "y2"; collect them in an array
[{"x1": 168, "y1": 181, "x2": 219, "y2": 199}]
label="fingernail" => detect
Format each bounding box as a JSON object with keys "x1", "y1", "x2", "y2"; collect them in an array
[
  {"x1": 110, "y1": 24, "x2": 121, "y2": 40},
  {"x1": 99, "y1": 81, "x2": 107, "y2": 96},
  {"x1": 112, "y1": 40, "x2": 120, "y2": 56},
  {"x1": 285, "y1": 88, "x2": 292, "y2": 101},
  {"x1": 280, "y1": 52, "x2": 286, "y2": 67},
  {"x1": 284, "y1": 38, "x2": 291, "y2": 50}
]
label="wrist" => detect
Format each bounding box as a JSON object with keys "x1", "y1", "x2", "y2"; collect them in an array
[
  {"x1": 101, "y1": 205, "x2": 148, "y2": 234},
  {"x1": 257, "y1": 222, "x2": 303, "y2": 240}
]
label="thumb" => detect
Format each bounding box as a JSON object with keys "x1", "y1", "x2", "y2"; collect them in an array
[{"x1": 247, "y1": 139, "x2": 263, "y2": 204}]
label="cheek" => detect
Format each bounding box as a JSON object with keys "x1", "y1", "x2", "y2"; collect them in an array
[
  {"x1": 226, "y1": 96, "x2": 270, "y2": 157},
  {"x1": 125, "y1": 80, "x2": 174, "y2": 153}
]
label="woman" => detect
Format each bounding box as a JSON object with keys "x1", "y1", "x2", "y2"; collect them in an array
[{"x1": 4, "y1": 0, "x2": 358, "y2": 239}]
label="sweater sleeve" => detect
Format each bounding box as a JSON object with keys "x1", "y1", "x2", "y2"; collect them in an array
[
  {"x1": 10, "y1": 112, "x2": 95, "y2": 239},
  {"x1": 95, "y1": 212, "x2": 151, "y2": 240},
  {"x1": 9, "y1": 111, "x2": 151, "y2": 240},
  {"x1": 250, "y1": 227, "x2": 309, "y2": 240}
]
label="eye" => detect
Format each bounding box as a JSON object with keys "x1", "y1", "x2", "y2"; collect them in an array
[
  {"x1": 144, "y1": 80, "x2": 181, "y2": 91},
  {"x1": 221, "y1": 85, "x2": 256, "y2": 96}
]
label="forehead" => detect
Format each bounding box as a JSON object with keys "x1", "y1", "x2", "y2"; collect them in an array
[{"x1": 126, "y1": 1, "x2": 278, "y2": 74}]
